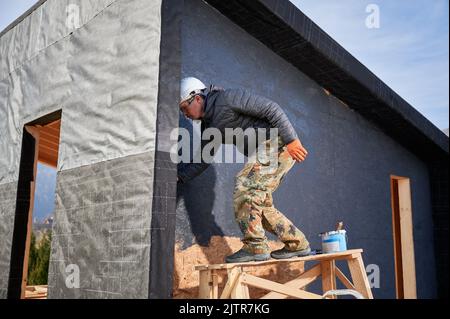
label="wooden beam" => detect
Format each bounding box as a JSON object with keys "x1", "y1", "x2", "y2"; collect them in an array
[
  {"x1": 347, "y1": 255, "x2": 373, "y2": 299},
  {"x1": 241, "y1": 283, "x2": 250, "y2": 299},
  {"x1": 261, "y1": 264, "x2": 321, "y2": 299},
  {"x1": 39, "y1": 130, "x2": 59, "y2": 141},
  {"x1": 220, "y1": 267, "x2": 241, "y2": 299},
  {"x1": 335, "y1": 267, "x2": 356, "y2": 290},
  {"x1": 391, "y1": 177, "x2": 404, "y2": 299},
  {"x1": 38, "y1": 150, "x2": 58, "y2": 167},
  {"x1": 198, "y1": 270, "x2": 213, "y2": 299},
  {"x1": 195, "y1": 249, "x2": 364, "y2": 271},
  {"x1": 38, "y1": 156, "x2": 57, "y2": 168},
  {"x1": 321, "y1": 260, "x2": 336, "y2": 298},
  {"x1": 397, "y1": 178, "x2": 417, "y2": 299},
  {"x1": 38, "y1": 147, "x2": 58, "y2": 159},
  {"x1": 40, "y1": 124, "x2": 60, "y2": 136},
  {"x1": 38, "y1": 130, "x2": 60, "y2": 145},
  {"x1": 21, "y1": 126, "x2": 40, "y2": 299},
  {"x1": 38, "y1": 149, "x2": 57, "y2": 160},
  {"x1": 212, "y1": 271, "x2": 219, "y2": 299},
  {"x1": 240, "y1": 273, "x2": 322, "y2": 299},
  {"x1": 46, "y1": 119, "x2": 61, "y2": 130},
  {"x1": 231, "y1": 271, "x2": 250, "y2": 299},
  {"x1": 39, "y1": 143, "x2": 58, "y2": 155},
  {"x1": 38, "y1": 137, "x2": 59, "y2": 150}
]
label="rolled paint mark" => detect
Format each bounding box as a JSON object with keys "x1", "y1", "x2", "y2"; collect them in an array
[
  {"x1": 366, "y1": 263, "x2": 380, "y2": 288},
  {"x1": 365, "y1": 4, "x2": 380, "y2": 29},
  {"x1": 66, "y1": 4, "x2": 81, "y2": 30},
  {"x1": 65, "y1": 264, "x2": 80, "y2": 288}
]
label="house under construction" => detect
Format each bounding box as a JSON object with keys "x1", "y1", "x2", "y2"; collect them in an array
[{"x1": 0, "y1": 0, "x2": 448, "y2": 299}]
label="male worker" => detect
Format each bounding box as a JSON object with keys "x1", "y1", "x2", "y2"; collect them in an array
[{"x1": 177, "y1": 77, "x2": 311, "y2": 263}]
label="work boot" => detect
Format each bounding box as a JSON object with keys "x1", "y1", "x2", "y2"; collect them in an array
[
  {"x1": 270, "y1": 246, "x2": 311, "y2": 260},
  {"x1": 225, "y1": 249, "x2": 270, "y2": 263}
]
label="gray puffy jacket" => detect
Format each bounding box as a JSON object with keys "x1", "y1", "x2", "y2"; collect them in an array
[{"x1": 178, "y1": 87, "x2": 299, "y2": 183}]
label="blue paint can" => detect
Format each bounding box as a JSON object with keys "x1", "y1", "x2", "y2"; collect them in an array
[{"x1": 319, "y1": 230, "x2": 347, "y2": 253}]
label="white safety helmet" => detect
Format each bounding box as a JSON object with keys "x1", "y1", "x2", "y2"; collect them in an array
[{"x1": 180, "y1": 77, "x2": 207, "y2": 104}]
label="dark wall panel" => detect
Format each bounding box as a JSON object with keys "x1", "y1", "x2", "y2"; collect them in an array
[
  {"x1": 148, "y1": 0, "x2": 182, "y2": 299},
  {"x1": 429, "y1": 159, "x2": 449, "y2": 298},
  {"x1": 175, "y1": 0, "x2": 438, "y2": 299}
]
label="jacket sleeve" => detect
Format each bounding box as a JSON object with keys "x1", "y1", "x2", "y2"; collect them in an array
[
  {"x1": 226, "y1": 89, "x2": 299, "y2": 145},
  {"x1": 177, "y1": 122, "x2": 216, "y2": 184}
]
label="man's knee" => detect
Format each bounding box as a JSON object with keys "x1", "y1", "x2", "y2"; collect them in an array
[{"x1": 233, "y1": 192, "x2": 251, "y2": 215}]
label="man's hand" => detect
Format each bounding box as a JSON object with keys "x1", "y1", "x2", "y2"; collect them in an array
[{"x1": 286, "y1": 139, "x2": 308, "y2": 162}]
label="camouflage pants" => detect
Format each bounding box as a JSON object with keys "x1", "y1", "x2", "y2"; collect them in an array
[{"x1": 233, "y1": 138, "x2": 310, "y2": 254}]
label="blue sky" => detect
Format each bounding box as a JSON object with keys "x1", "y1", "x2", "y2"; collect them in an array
[
  {"x1": 1, "y1": 0, "x2": 448, "y2": 130},
  {"x1": 32, "y1": 162, "x2": 57, "y2": 223},
  {"x1": 290, "y1": 0, "x2": 449, "y2": 130},
  {"x1": 0, "y1": 0, "x2": 37, "y2": 31}
]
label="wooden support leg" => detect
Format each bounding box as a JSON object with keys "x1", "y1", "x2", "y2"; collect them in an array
[
  {"x1": 220, "y1": 267, "x2": 240, "y2": 299},
  {"x1": 239, "y1": 281, "x2": 250, "y2": 299},
  {"x1": 321, "y1": 260, "x2": 337, "y2": 299},
  {"x1": 198, "y1": 270, "x2": 213, "y2": 299},
  {"x1": 230, "y1": 267, "x2": 250, "y2": 299},
  {"x1": 335, "y1": 267, "x2": 356, "y2": 290},
  {"x1": 347, "y1": 254, "x2": 374, "y2": 299},
  {"x1": 238, "y1": 269, "x2": 250, "y2": 299},
  {"x1": 212, "y1": 271, "x2": 219, "y2": 299}
]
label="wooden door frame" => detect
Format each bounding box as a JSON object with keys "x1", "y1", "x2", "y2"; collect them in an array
[
  {"x1": 20, "y1": 126, "x2": 40, "y2": 298},
  {"x1": 8, "y1": 110, "x2": 61, "y2": 299},
  {"x1": 390, "y1": 175, "x2": 417, "y2": 299},
  {"x1": 7, "y1": 127, "x2": 38, "y2": 298}
]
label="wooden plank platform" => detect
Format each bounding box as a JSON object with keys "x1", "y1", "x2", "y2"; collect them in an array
[
  {"x1": 24, "y1": 285, "x2": 48, "y2": 299},
  {"x1": 196, "y1": 249, "x2": 373, "y2": 299},
  {"x1": 195, "y1": 249, "x2": 363, "y2": 271}
]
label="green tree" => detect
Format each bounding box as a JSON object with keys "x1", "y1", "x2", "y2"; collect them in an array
[
  {"x1": 27, "y1": 231, "x2": 52, "y2": 285},
  {"x1": 27, "y1": 233, "x2": 38, "y2": 279}
]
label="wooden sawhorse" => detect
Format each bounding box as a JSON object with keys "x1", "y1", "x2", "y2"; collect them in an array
[{"x1": 195, "y1": 249, "x2": 373, "y2": 299}]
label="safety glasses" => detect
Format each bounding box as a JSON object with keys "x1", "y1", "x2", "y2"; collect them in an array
[{"x1": 180, "y1": 95, "x2": 196, "y2": 119}]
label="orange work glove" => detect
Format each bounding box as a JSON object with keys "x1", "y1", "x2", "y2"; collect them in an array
[{"x1": 286, "y1": 139, "x2": 308, "y2": 162}]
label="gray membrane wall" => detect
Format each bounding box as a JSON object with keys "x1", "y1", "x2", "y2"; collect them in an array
[
  {"x1": 0, "y1": 0, "x2": 178, "y2": 299},
  {"x1": 47, "y1": 151, "x2": 154, "y2": 298},
  {"x1": 175, "y1": 0, "x2": 438, "y2": 299},
  {"x1": 0, "y1": 182, "x2": 17, "y2": 298}
]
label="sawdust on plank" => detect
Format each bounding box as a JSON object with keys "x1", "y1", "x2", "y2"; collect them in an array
[{"x1": 173, "y1": 236, "x2": 306, "y2": 298}]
